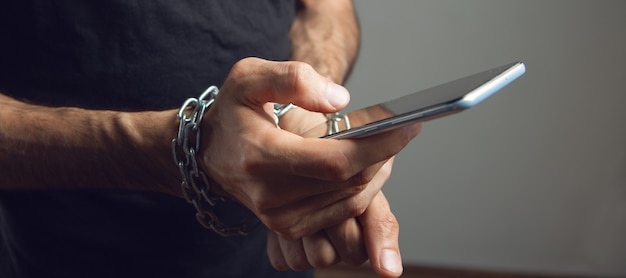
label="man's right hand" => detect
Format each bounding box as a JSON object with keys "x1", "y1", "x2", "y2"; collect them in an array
[{"x1": 200, "y1": 57, "x2": 420, "y2": 240}]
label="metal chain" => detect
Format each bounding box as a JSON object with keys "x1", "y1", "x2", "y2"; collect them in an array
[
  {"x1": 171, "y1": 86, "x2": 300, "y2": 236},
  {"x1": 326, "y1": 112, "x2": 350, "y2": 135},
  {"x1": 273, "y1": 103, "x2": 297, "y2": 127},
  {"x1": 172, "y1": 86, "x2": 261, "y2": 236}
]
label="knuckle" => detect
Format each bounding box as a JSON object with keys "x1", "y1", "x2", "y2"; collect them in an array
[
  {"x1": 286, "y1": 61, "x2": 314, "y2": 89},
  {"x1": 287, "y1": 256, "x2": 311, "y2": 272},
  {"x1": 234, "y1": 57, "x2": 260, "y2": 69},
  {"x1": 345, "y1": 195, "x2": 369, "y2": 218},
  {"x1": 238, "y1": 150, "x2": 262, "y2": 175},
  {"x1": 308, "y1": 255, "x2": 334, "y2": 269},
  {"x1": 271, "y1": 222, "x2": 306, "y2": 241},
  {"x1": 262, "y1": 217, "x2": 287, "y2": 235},
  {"x1": 229, "y1": 58, "x2": 252, "y2": 78},
  {"x1": 322, "y1": 152, "x2": 354, "y2": 181},
  {"x1": 374, "y1": 213, "x2": 400, "y2": 237},
  {"x1": 228, "y1": 57, "x2": 266, "y2": 83},
  {"x1": 305, "y1": 236, "x2": 337, "y2": 268},
  {"x1": 282, "y1": 225, "x2": 307, "y2": 241},
  {"x1": 285, "y1": 62, "x2": 318, "y2": 100},
  {"x1": 269, "y1": 258, "x2": 290, "y2": 271},
  {"x1": 277, "y1": 231, "x2": 299, "y2": 241},
  {"x1": 347, "y1": 170, "x2": 376, "y2": 187},
  {"x1": 341, "y1": 183, "x2": 367, "y2": 197}
]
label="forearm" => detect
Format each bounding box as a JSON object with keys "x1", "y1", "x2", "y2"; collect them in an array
[
  {"x1": 290, "y1": 0, "x2": 360, "y2": 84},
  {"x1": 0, "y1": 93, "x2": 180, "y2": 196}
]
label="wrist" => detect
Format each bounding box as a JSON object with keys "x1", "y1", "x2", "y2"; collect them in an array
[
  {"x1": 171, "y1": 86, "x2": 260, "y2": 236},
  {"x1": 120, "y1": 109, "x2": 182, "y2": 196}
]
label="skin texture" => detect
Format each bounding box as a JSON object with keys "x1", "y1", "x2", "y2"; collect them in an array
[{"x1": 0, "y1": 1, "x2": 419, "y2": 277}]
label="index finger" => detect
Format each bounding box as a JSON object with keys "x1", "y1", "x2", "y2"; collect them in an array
[
  {"x1": 359, "y1": 192, "x2": 403, "y2": 278},
  {"x1": 265, "y1": 122, "x2": 421, "y2": 182}
]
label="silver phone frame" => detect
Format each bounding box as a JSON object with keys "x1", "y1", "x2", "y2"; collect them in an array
[{"x1": 324, "y1": 62, "x2": 526, "y2": 139}]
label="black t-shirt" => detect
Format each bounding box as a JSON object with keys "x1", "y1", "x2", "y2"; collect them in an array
[{"x1": 0, "y1": 1, "x2": 312, "y2": 277}]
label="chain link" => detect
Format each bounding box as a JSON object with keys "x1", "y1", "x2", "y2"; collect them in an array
[
  {"x1": 172, "y1": 86, "x2": 261, "y2": 236},
  {"x1": 326, "y1": 112, "x2": 350, "y2": 135},
  {"x1": 273, "y1": 103, "x2": 297, "y2": 127},
  {"x1": 172, "y1": 86, "x2": 298, "y2": 236}
]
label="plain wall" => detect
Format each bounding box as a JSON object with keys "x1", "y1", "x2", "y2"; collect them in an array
[{"x1": 346, "y1": 1, "x2": 626, "y2": 276}]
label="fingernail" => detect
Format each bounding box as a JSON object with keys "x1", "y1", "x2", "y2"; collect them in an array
[
  {"x1": 326, "y1": 83, "x2": 349, "y2": 108},
  {"x1": 380, "y1": 249, "x2": 403, "y2": 275}
]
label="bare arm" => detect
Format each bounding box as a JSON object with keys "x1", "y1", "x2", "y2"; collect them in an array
[
  {"x1": 0, "y1": 93, "x2": 180, "y2": 195},
  {"x1": 289, "y1": 0, "x2": 360, "y2": 84},
  {"x1": 0, "y1": 0, "x2": 358, "y2": 195}
]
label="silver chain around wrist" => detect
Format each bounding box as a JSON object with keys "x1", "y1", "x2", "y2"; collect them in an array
[
  {"x1": 172, "y1": 86, "x2": 297, "y2": 236},
  {"x1": 171, "y1": 86, "x2": 264, "y2": 236}
]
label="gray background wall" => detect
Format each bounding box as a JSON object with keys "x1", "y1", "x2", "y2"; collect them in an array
[{"x1": 345, "y1": 1, "x2": 626, "y2": 276}]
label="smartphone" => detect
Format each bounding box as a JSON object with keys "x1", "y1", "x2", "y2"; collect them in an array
[{"x1": 300, "y1": 61, "x2": 526, "y2": 139}]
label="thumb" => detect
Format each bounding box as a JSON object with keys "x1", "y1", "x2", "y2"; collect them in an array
[
  {"x1": 221, "y1": 57, "x2": 350, "y2": 113},
  {"x1": 359, "y1": 191, "x2": 403, "y2": 278}
]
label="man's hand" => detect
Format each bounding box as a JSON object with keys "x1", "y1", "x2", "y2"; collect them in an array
[
  {"x1": 266, "y1": 163, "x2": 406, "y2": 278},
  {"x1": 200, "y1": 58, "x2": 420, "y2": 241}
]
